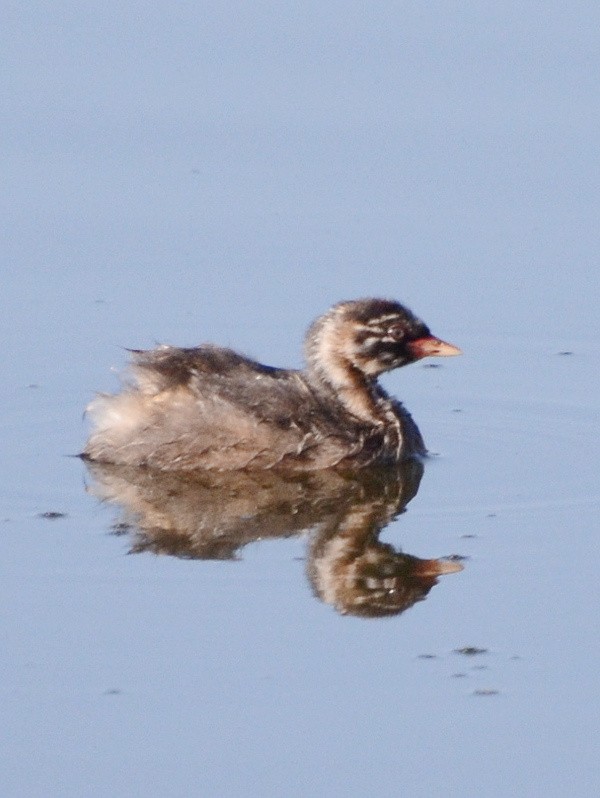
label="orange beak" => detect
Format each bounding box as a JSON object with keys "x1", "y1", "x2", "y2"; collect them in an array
[
  {"x1": 411, "y1": 557, "x2": 464, "y2": 577},
  {"x1": 406, "y1": 336, "x2": 462, "y2": 360}
]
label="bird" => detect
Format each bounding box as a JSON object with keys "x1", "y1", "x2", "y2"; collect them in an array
[{"x1": 82, "y1": 298, "x2": 460, "y2": 471}]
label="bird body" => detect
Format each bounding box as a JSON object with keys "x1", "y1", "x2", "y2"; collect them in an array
[{"x1": 83, "y1": 298, "x2": 460, "y2": 471}]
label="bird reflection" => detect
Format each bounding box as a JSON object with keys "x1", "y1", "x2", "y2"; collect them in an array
[{"x1": 84, "y1": 458, "x2": 462, "y2": 618}]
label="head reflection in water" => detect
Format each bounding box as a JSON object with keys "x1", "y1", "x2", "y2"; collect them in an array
[
  {"x1": 84, "y1": 457, "x2": 462, "y2": 619},
  {"x1": 308, "y1": 510, "x2": 462, "y2": 618}
]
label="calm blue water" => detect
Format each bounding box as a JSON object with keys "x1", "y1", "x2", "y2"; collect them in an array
[{"x1": 1, "y1": 3, "x2": 599, "y2": 796}]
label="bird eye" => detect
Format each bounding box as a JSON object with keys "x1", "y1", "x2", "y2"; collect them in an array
[{"x1": 387, "y1": 324, "x2": 405, "y2": 340}]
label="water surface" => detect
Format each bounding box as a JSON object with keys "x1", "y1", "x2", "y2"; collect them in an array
[{"x1": 2, "y1": 3, "x2": 600, "y2": 797}]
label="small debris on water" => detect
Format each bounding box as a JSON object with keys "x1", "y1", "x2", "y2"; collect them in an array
[
  {"x1": 38, "y1": 511, "x2": 68, "y2": 520},
  {"x1": 111, "y1": 522, "x2": 132, "y2": 535},
  {"x1": 473, "y1": 689, "x2": 499, "y2": 696},
  {"x1": 454, "y1": 646, "x2": 488, "y2": 657}
]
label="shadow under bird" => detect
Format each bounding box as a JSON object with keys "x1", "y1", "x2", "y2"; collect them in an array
[{"x1": 83, "y1": 298, "x2": 461, "y2": 471}]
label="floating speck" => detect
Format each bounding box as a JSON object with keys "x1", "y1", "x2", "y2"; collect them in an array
[
  {"x1": 461, "y1": 534, "x2": 477, "y2": 539},
  {"x1": 473, "y1": 689, "x2": 499, "y2": 696},
  {"x1": 104, "y1": 688, "x2": 122, "y2": 696},
  {"x1": 38, "y1": 511, "x2": 68, "y2": 520},
  {"x1": 557, "y1": 351, "x2": 573, "y2": 356},
  {"x1": 111, "y1": 522, "x2": 132, "y2": 535},
  {"x1": 454, "y1": 646, "x2": 488, "y2": 657},
  {"x1": 417, "y1": 654, "x2": 438, "y2": 660}
]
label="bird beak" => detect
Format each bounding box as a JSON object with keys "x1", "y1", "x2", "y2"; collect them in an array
[
  {"x1": 407, "y1": 336, "x2": 462, "y2": 359},
  {"x1": 411, "y1": 558, "x2": 464, "y2": 576}
]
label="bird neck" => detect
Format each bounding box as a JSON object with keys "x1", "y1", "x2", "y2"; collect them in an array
[{"x1": 304, "y1": 318, "x2": 387, "y2": 425}]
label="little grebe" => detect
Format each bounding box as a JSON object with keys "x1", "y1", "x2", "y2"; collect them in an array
[{"x1": 83, "y1": 298, "x2": 460, "y2": 471}]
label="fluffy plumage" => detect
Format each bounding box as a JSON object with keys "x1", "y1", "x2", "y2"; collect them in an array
[{"x1": 83, "y1": 298, "x2": 460, "y2": 471}]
